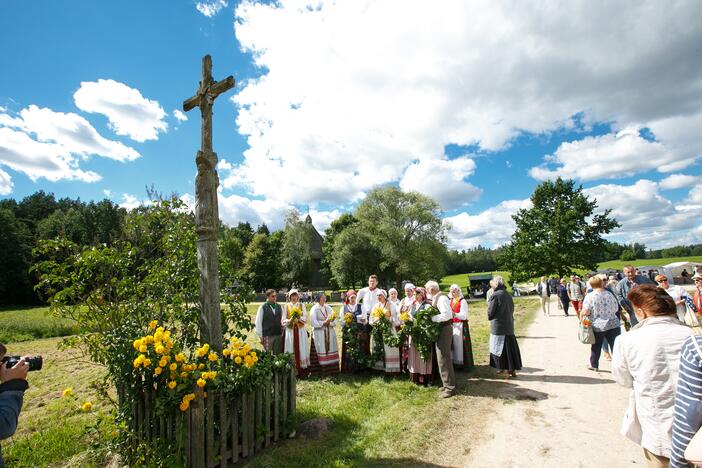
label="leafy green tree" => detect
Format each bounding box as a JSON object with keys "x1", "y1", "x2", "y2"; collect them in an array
[
  {"x1": 241, "y1": 232, "x2": 280, "y2": 291},
  {"x1": 0, "y1": 208, "x2": 34, "y2": 305},
  {"x1": 329, "y1": 225, "x2": 382, "y2": 289},
  {"x1": 354, "y1": 187, "x2": 447, "y2": 286},
  {"x1": 321, "y1": 213, "x2": 358, "y2": 287},
  {"x1": 499, "y1": 178, "x2": 620, "y2": 281},
  {"x1": 230, "y1": 221, "x2": 255, "y2": 248},
  {"x1": 279, "y1": 210, "x2": 314, "y2": 287}
]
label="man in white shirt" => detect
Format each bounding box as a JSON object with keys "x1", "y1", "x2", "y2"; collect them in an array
[
  {"x1": 426, "y1": 280, "x2": 456, "y2": 398},
  {"x1": 537, "y1": 276, "x2": 550, "y2": 316},
  {"x1": 356, "y1": 275, "x2": 382, "y2": 325}
]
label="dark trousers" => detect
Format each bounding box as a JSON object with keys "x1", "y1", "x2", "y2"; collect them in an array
[
  {"x1": 590, "y1": 327, "x2": 620, "y2": 368},
  {"x1": 560, "y1": 297, "x2": 570, "y2": 315},
  {"x1": 435, "y1": 323, "x2": 456, "y2": 393}
]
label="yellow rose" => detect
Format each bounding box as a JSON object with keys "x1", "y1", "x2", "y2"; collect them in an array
[
  {"x1": 208, "y1": 352, "x2": 218, "y2": 362},
  {"x1": 155, "y1": 345, "x2": 165, "y2": 354},
  {"x1": 223, "y1": 349, "x2": 231, "y2": 357},
  {"x1": 251, "y1": 351, "x2": 257, "y2": 358},
  {"x1": 169, "y1": 363, "x2": 177, "y2": 371},
  {"x1": 175, "y1": 353, "x2": 186, "y2": 363},
  {"x1": 133, "y1": 359, "x2": 141, "y2": 368},
  {"x1": 198, "y1": 364, "x2": 205, "y2": 370},
  {"x1": 154, "y1": 367, "x2": 163, "y2": 376},
  {"x1": 179, "y1": 401, "x2": 189, "y2": 412},
  {"x1": 196, "y1": 378, "x2": 206, "y2": 388},
  {"x1": 180, "y1": 371, "x2": 188, "y2": 379},
  {"x1": 143, "y1": 359, "x2": 152, "y2": 367},
  {"x1": 133, "y1": 339, "x2": 141, "y2": 350},
  {"x1": 149, "y1": 320, "x2": 158, "y2": 329},
  {"x1": 154, "y1": 331, "x2": 163, "y2": 341},
  {"x1": 244, "y1": 356, "x2": 253, "y2": 366},
  {"x1": 62, "y1": 387, "x2": 74, "y2": 398},
  {"x1": 158, "y1": 359, "x2": 167, "y2": 368},
  {"x1": 234, "y1": 356, "x2": 242, "y2": 365},
  {"x1": 82, "y1": 401, "x2": 93, "y2": 412},
  {"x1": 167, "y1": 381, "x2": 177, "y2": 390},
  {"x1": 138, "y1": 345, "x2": 147, "y2": 353},
  {"x1": 184, "y1": 393, "x2": 196, "y2": 402},
  {"x1": 252, "y1": 356, "x2": 258, "y2": 364},
  {"x1": 145, "y1": 335, "x2": 154, "y2": 344}
]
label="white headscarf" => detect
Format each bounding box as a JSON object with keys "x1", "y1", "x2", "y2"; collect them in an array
[{"x1": 449, "y1": 284, "x2": 463, "y2": 299}]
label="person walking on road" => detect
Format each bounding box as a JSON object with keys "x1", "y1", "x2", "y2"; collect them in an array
[
  {"x1": 537, "y1": 276, "x2": 551, "y2": 316},
  {"x1": 582, "y1": 276, "x2": 620, "y2": 371},
  {"x1": 617, "y1": 265, "x2": 654, "y2": 327}
]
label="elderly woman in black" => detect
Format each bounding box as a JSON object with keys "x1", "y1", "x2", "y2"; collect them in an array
[{"x1": 487, "y1": 275, "x2": 523, "y2": 377}]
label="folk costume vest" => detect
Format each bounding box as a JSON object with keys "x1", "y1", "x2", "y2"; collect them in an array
[
  {"x1": 261, "y1": 303, "x2": 282, "y2": 336},
  {"x1": 450, "y1": 297, "x2": 463, "y2": 323}
]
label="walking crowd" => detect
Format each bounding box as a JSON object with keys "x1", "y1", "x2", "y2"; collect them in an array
[
  {"x1": 254, "y1": 274, "x2": 522, "y2": 399},
  {"x1": 535, "y1": 265, "x2": 702, "y2": 467}
]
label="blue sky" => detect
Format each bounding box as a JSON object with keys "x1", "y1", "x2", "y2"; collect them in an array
[{"x1": 1, "y1": 1, "x2": 701, "y2": 250}]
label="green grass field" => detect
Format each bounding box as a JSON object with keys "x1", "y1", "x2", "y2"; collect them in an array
[
  {"x1": 0, "y1": 306, "x2": 80, "y2": 343},
  {"x1": 3, "y1": 298, "x2": 538, "y2": 467},
  {"x1": 595, "y1": 256, "x2": 702, "y2": 271}
]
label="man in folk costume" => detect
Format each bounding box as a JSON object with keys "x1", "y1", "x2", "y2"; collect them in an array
[
  {"x1": 309, "y1": 293, "x2": 340, "y2": 376},
  {"x1": 340, "y1": 290, "x2": 370, "y2": 372},
  {"x1": 449, "y1": 284, "x2": 474, "y2": 371},
  {"x1": 254, "y1": 289, "x2": 284, "y2": 355},
  {"x1": 407, "y1": 287, "x2": 433, "y2": 385},
  {"x1": 426, "y1": 281, "x2": 456, "y2": 398},
  {"x1": 369, "y1": 289, "x2": 402, "y2": 374},
  {"x1": 282, "y1": 288, "x2": 310, "y2": 376}
]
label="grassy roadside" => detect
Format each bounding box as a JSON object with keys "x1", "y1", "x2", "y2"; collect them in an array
[{"x1": 0, "y1": 306, "x2": 79, "y2": 343}]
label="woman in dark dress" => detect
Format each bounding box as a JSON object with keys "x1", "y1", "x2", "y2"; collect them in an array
[
  {"x1": 558, "y1": 278, "x2": 570, "y2": 317},
  {"x1": 487, "y1": 275, "x2": 523, "y2": 377}
]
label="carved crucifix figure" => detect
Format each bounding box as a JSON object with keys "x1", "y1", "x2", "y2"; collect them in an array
[{"x1": 183, "y1": 55, "x2": 235, "y2": 352}]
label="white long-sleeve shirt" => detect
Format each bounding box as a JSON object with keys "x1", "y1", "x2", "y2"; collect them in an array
[
  {"x1": 281, "y1": 302, "x2": 307, "y2": 328},
  {"x1": 357, "y1": 287, "x2": 381, "y2": 318},
  {"x1": 309, "y1": 303, "x2": 337, "y2": 329},
  {"x1": 255, "y1": 302, "x2": 282, "y2": 337},
  {"x1": 431, "y1": 294, "x2": 452, "y2": 323}
]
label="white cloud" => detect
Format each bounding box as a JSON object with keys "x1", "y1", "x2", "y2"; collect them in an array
[
  {"x1": 119, "y1": 193, "x2": 153, "y2": 210},
  {"x1": 196, "y1": 0, "x2": 228, "y2": 17},
  {"x1": 0, "y1": 104, "x2": 142, "y2": 184},
  {"x1": 229, "y1": 0, "x2": 702, "y2": 206},
  {"x1": 399, "y1": 156, "x2": 482, "y2": 210},
  {"x1": 444, "y1": 199, "x2": 532, "y2": 250},
  {"x1": 173, "y1": 109, "x2": 188, "y2": 122},
  {"x1": 0, "y1": 168, "x2": 12, "y2": 195},
  {"x1": 659, "y1": 174, "x2": 698, "y2": 190},
  {"x1": 103, "y1": 189, "x2": 112, "y2": 197},
  {"x1": 585, "y1": 180, "x2": 702, "y2": 248},
  {"x1": 74, "y1": 79, "x2": 167, "y2": 142}
]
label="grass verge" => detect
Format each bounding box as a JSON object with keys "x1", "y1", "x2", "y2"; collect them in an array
[{"x1": 0, "y1": 306, "x2": 79, "y2": 343}]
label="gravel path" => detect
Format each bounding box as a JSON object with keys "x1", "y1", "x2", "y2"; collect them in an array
[{"x1": 461, "y1": 296, "x2": 643, "y2": 468}]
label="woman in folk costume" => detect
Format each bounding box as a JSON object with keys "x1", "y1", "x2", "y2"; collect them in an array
[
  {"x1": 388, "y1": 287, "x2": 407, "y2": 370},
  {"x1": 407, "y1": 287, "x2": 434, "y2": 385},
  {"x1": 309, "y1": 293, "x2": 340, "y2": 376},
  {"x1": 399, "y1": 284, "x2": 415, "y2": 372},
  {"x1": 340, "y1": 290, "x2": 370, "y2": 373},
  {"x1": 369, "y1": 289, "x2": 402, "y2": 374},
  {"x1": 449, "y1": 284, "x2": 475, "y2": 371},
  {"x1": 282, "y1": 289, "x2": 310, "y2": 376}
]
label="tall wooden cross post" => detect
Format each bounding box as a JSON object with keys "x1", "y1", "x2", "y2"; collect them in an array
[{"x1": 183, "y1": 55, "x2": 234, "y2": 352}]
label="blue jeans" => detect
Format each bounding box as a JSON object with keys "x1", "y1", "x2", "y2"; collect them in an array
[{"x1": 590, "y1": 327, "x2": 621, "y2": 369}]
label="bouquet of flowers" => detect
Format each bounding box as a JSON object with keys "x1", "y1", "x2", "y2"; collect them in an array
[
  {"x1": 371, "y1": 305, "x2": 385, "y2": 321},
  {"x1": 581, "y1": 318, "x2": 592, "y2": 327},
  {"x1": 399, "y1": 311, "x2": 410, "y2": 323},
  {"x1": 344, "y1": 312, "x2": 354, "y2": 326},
  {"x1": 287, "y1": 306, "x2": 302, "y2": 329},
  {"x1": 328, "y1": 310, "x2": 338, "y2": 323}
]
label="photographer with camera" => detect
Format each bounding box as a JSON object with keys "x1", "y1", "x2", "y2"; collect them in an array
[{"x1": 0, "y1": 343, "x2": 30, "y2": 468}]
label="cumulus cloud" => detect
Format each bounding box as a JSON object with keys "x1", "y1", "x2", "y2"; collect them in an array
[
  {"x1": 196, "y1": 0, "x2": 228, "y2": 17},
  {"x1": 0, "y1": 168, "x2": 12, "y2": 195},
  {"x1": 74, "y1": 79, "x2": 167, "y2": 142},
  {"x1": 119, "y1": 193, "x2": 154, "y2": 210},
  {"x1": 0, "y1": 105, "x2": 143, "y2": 184},
  {"x1": 444, "y1": 199, "x2": 532, "y2": 250},
  {"x1": 173, "y1": 109, "x2": 188, "y2": 122},
  {"x1": 659, "y1": 173, "x2": 698, "y2": 190},
  {"x1": 585, "y1": 180, "x2": 702, "y2": 248},
  {"x1": 229, "y1": 0, "x2": 702, "y2": 206},
  {"x1": 399, "y1": 156, "x2": 482, "y2": 210}
]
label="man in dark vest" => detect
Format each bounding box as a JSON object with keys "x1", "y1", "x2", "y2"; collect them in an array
[{"x1": 254, "y1": 289, "x2": 283, "y2": 354}]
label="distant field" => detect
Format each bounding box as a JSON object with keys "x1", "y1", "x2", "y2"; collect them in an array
[
  {"x1": 440, "y1": 271, "x2": 511, "y2": 291},
  {"x1": 596, "y1": 256, "x2": 702, "y2": 271},
  {"x1": 0, "y1": 306, "x2": 79, "y2": 343}
]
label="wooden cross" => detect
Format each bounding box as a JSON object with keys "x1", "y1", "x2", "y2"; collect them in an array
[
  {"x1": 182, "y1": 55, "x2": 234, "y2": 352},
  {"x1": 183, "y1": 55, "x2": 235, "y2": 153}
]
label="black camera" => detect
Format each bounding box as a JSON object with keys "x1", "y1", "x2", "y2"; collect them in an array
[{"x1": 1, "y1": 355, "x2": 43, "y2": 371}]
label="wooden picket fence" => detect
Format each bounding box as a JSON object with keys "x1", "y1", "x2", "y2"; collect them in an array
[{"x1": 127, "y1": 367, "x2": 296, "y2": 467}]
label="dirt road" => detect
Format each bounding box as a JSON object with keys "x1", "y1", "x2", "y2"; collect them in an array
[{"x1": 460, "y1": 296, "x2": 642, "y2": 468}]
